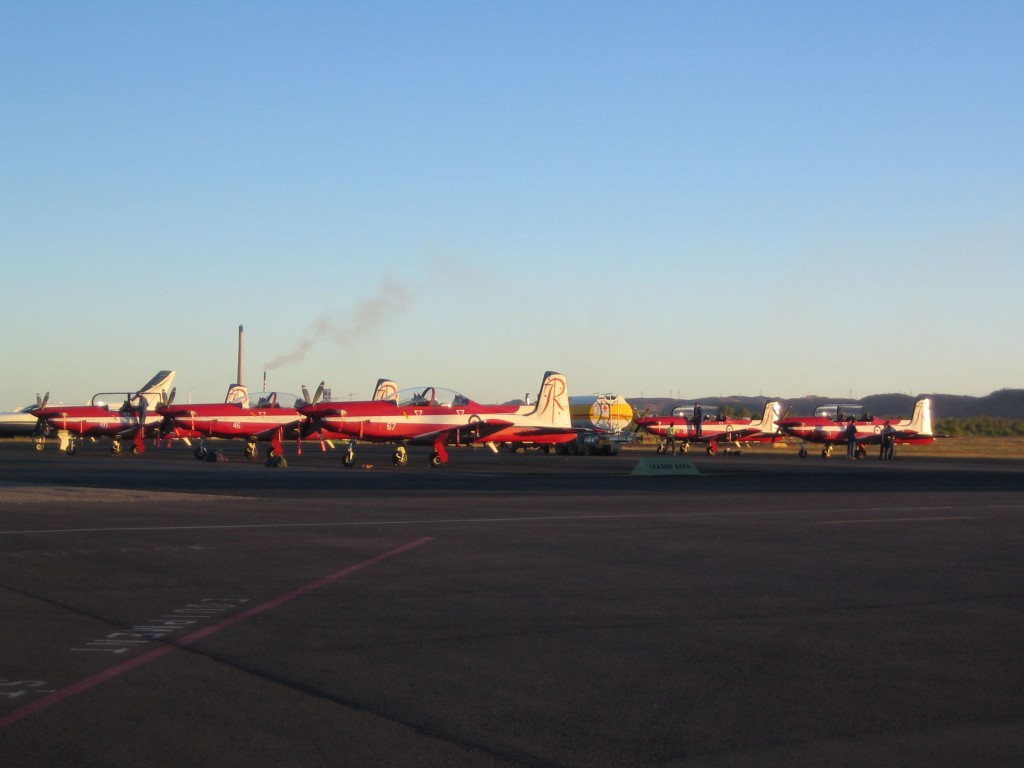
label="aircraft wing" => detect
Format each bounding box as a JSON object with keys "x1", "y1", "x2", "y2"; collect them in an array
[
  {"x1": 853, "y1": 434, "x2": 883, "y2": 444},
  {"x1": 408, "y1": 420, "x2": 505, "y2": 442},
  {"x1": 892, "y1": 430, "x2": 933, "y2": 441},
  {"x1": 249, "y1": 425, "x2": 296, "y2": 441},
  {"x1": 500, "y1": 425, "x2": 574, "y2": 438},
  {"x1": 703, "y1": 427, "x2": 763, "y2": 443},
  {"x1": 465, "y1": 420, "x2": 578, "y2": 441}
]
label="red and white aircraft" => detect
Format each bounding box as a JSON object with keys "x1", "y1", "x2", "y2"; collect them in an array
[
  {"x1": 30, "y1": 370, "x2": 176, "y2": 456},
  {"x1": 158, "y1": 381, "x2": 325, "y2": 460},
  {"x1": 299, "y1": 371, "x2": 576, "y2": 467},
  {"x1": 635, "y1": 400, "x2": 782, "y2": 455},
  {"x1": 775, "y1": 399, "x2": 935, "y2": 458}
]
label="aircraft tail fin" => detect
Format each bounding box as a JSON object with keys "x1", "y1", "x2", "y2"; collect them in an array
[
  {"x1": 524, "y1": 371, "x2": 571, "y2": 427},
  {"x1": 225, "y1": 384, "x2": 249, "y2": 407},
  {"x1": 137, "y1": 371, "x2": 176, "y2": 410},
  {"x1": 757, "y1": 400, "x2": 781, "y2": 434},
  {"x1": 906, "y1": 398, "x2": 932, "y2": 436},
  {"x1": 372, "y1": 379, "x2": 398, "y2": 402}
]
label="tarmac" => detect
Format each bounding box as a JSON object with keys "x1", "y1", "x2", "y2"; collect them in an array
[{"x1": 1, "y1": 438, "x2": 1022, "y2": 767}]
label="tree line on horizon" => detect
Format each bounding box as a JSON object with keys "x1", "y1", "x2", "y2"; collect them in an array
[{"x1": 934, "y1": 417, "x2": 1024, "y2": 437}]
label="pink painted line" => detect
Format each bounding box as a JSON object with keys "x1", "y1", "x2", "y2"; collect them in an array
[{"x1": 0, "y1": 536, "x2": 434, "y2": 729}]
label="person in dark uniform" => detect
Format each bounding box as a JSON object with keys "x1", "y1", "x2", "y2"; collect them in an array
[
  {"x1": 880, "y1": 421, "x2": 896, "y2": 460},
  {"x1": 693, "y1": 403, "x2": 703, "y2": 438},
  {"x1": 845, "y1": 418, "x2": 858, "y2": 459}
]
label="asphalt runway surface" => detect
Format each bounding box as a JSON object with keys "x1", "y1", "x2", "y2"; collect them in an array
[{"x1": 1, "y1": 439, "x2": 1022, "y2": 767}]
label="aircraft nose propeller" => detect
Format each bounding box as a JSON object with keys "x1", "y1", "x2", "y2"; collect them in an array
[
  {"x1": 300, "y1": 381, "x2": 325, "y2": 406},
  {"x1": 298, "y1": 382, "x2": 326, "y2": 440}
]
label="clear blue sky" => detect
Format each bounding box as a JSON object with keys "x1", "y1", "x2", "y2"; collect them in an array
[{"x1": 3, "y1": 1, "x2": 1022, "y2": 406}]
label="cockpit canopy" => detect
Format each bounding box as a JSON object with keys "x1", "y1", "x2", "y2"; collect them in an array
[
  {"x1": 813, "y1": 403, "x2": 869, "y2": 421},
  {"x1": 396, "y1": 386, "x2": 472, "y2": 408},
  {"x1": 670, "y1": 404, "x2": 717, "y2": 421},
  {"x1": 248, "y1": 391, "x2": 306, "y2": 409},
  {"x1": 671, "y1": 405, "x2": 700, "y2": 419}
]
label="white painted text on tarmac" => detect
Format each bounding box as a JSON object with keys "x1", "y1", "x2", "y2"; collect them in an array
[{"x1": 71, "y1": 597, "x2": 250, "y2": 654}]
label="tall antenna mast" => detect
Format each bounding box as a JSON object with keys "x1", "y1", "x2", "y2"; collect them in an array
[{"x1": 236, "y1": 324, "x2": 245, "y2": 386}]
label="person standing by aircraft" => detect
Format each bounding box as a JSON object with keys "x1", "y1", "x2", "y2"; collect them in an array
[
  {"x1": 845, "y1": 418, "x2": 858, "y2": 459},
  {"x1": 880, "y1": 421, "x2": 896, "y2": 460},
  {"x1": 665, "y1": 421, "x2": 677, "y2": 454},
  {"x1": 693, "y1": 403, "x2": 703, "y2": 438},
  {"x1": 134, "y1": 392, "x2": 148, "y2": 426}
]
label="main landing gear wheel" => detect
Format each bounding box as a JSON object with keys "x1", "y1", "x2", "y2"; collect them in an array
[
  {"x1": 798, "y1": 446, "x2": 808, "y2": 459},
  {"x1": 66, "y1": 442, "x2": 78, "y2": 456},
  {"x1": 131, "y1": 444, "x2": 143, "y2": 456},
  {"x1": 194, "y1": 446, "x2": 208, "y2": 460},
  {"x1": 392, "y1": 446, "x2": 408, "y2": 466},
  {"x1": 111, "y1": 440, "x2": 122, "y2": 457},
  {"x1": 429, "y1": 451, "x2": 443, "y2": 468},
  {"x1": 343, "y1": 449, "x2": 356, "y2": 467},
  {"x1": 822, "y1": 445, "x2": 833, "y2": 458},
  {"x1": 34, "y1": 441, "x2": 45, "y2": 452},
  {"x1": 244, "y1": 442, "x2": 257, "y2": 459}
]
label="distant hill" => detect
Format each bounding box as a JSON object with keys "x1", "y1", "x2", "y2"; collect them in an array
[{"x1": 625, "y1": 389, "x2": 1024, "y2": 420}]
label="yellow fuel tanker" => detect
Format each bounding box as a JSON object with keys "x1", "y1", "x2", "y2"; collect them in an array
[
  {"x1": 569, "y1": 395, "x2": 636, "y2": 432},
  {"x1": 563, "y1": 394, "x2": 637, "y2": 454}
]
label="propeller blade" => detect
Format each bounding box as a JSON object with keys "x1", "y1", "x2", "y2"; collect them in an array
[
  {"x1": 164, "y1": 387, "x2": 176, "y2": 407},
  {"x1": 776, "y1": 405, "x2": 793, "y2": 434},
  {"x1": 312, "y1": 381, "x2": 325, "y2": 404},
  {"x1": 37, "y1": 391, "x2": 50, "y2": 410},
  {"x1": 300, "y1": 417, "x2": 318, "y2": 440},
  {"x1": 302, "y1": 385, "x2": 311, "y2": 404}
]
